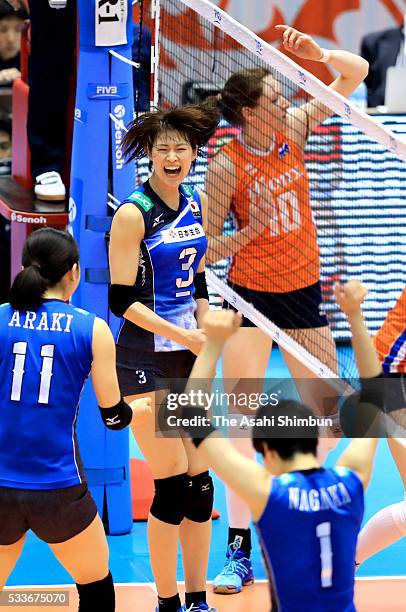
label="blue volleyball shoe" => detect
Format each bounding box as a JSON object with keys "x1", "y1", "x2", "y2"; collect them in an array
[
  {"x1": 181, "y1": 603, "x2": 217, "y2": 611},
  {"x1": 212, "y1": 544, "x2": 254, "y2": 594}
]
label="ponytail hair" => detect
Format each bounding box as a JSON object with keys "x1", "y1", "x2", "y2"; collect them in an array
[
  {"x1": 208, "y1": 68, "x2": 272, "y2": 126},
  {"x1": 9, "y1": 228, "x2": 79, "y2": 311}
]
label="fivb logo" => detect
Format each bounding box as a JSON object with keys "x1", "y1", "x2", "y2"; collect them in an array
[
  {"x1": 255, "y1": 40, "x2": 263, "y2": 56},
  {"x1": 213, "y1": 9, "x2": 221, "y2": 25},
  {"x1": 87, "y1": 83, "x2": 129, "y2": 99},
  {"x1": 298, "y1": 70, "x2": 307, "y2": 86},
  {"x1": 343, "y1": 103, "x2": 352, "y2": 121},
  {"x1": 95, "y1": 0, "x2": 127, "y2": 47}
]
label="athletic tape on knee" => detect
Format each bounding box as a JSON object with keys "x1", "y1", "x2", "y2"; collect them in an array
[
  {"x1": 150, "y1": 473, "x2": 189, "y2": 525},
  {"x1": 184, "y1": 471, "x2": 214, "y2": 523}
]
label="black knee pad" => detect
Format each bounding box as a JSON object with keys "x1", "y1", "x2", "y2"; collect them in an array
[
  {"x1": 184, "y1": 471, "x2": 214, "y2": 523},
  {"x1": 76, "y1": 571, "x2": 115, "y2": 612},
  {"x1": 150, "y1": 473, "x2": 189, "y2": 525}
]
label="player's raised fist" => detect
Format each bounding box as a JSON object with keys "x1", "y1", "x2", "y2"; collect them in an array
[
  {"x1": 334, "y1": 280, "x2": 368, "y2": 315},
  {"x1": 275, "y1": 25, "x2": 324, "y2": 62},
  {"x1": 130, "y1": 396, "x2": 153, "y2": 425},
  {"x1": 202, "y1": 310, "x2": 242, "y2": 343}
]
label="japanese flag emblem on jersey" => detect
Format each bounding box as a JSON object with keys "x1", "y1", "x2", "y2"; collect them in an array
[{"x1": 190, "y1": 199, "x2": 201, "y2": 217}]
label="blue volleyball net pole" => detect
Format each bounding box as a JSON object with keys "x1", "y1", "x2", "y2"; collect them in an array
[{"x1": 69, "y1": 0, "x2": 135, "y2": 535}]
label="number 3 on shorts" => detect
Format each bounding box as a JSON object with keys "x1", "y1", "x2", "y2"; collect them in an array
[{"x1": 136, "y1": 370, "x2": 147, "y2": 385}]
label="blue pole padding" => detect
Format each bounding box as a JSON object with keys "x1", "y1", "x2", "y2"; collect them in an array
[{"x1": 70, "y1": 0, "x2": 135, "y2": 535}]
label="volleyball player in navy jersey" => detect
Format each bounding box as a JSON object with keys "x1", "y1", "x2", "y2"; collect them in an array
[
  {"x1": 180, "y1": 281, "x2": 399, "y2": 611},
  {"x1": 0, "y1": 228, "x2": 150, "y2": 612},
  {"x1": 108, "y1": 105, "x2": 220, "y2": 612}
]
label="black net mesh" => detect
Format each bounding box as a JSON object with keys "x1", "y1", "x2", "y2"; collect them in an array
[{"x1": 134, "y1": 0, "x2": 406, "y2": 381}]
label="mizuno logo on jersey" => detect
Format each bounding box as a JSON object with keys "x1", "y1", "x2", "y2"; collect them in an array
[
  {"x1": 152, "y1": 213, "x2": 164, "y2": 228},
  {"x1": 106, "y1": 415, "x2": 121, "y2": 425},
  {"x1": 162, "y1": 223, "x2": 204, "y2": 243}
]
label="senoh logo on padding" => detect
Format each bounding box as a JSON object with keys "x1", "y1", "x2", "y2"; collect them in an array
[
  {"x1": 11, "y1": 213, "x2": 47, "y2": 224},
  {"x1": 95, "y1": 0, "x2": 128, "y2": 47}
]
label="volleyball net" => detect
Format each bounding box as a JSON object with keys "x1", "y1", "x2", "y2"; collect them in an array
[{"x1": 137, "y1": 0, "x2": 406, "y2": 386}]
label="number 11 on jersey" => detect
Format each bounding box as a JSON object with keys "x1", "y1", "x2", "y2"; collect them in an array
[{"x1": 11, "y1": 342, "x2": 55, "y2": 404}]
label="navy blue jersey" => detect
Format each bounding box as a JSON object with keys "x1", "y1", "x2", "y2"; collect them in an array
[
  {"x1": 0, "y1": 300, "x2": 95, "y2": 490},
  {"x1": 116, "y1": 180, "x2": 207, "y2": 352},
  {"x1": 256, "y1": 467, "x2": 364, "y2": 611}
]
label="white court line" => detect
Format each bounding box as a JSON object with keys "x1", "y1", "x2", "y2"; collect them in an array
[{"x1": 5, "y1": 576, "x2": 406, "y2": 589}]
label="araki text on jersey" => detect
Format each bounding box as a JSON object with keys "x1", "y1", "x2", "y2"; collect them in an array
[{"x1": 8, "y1": 310, "x2": 74, "y2": 333}]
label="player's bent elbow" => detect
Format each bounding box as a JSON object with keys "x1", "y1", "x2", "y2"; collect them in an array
[{"x1": 359, "y1": 58, "x2": 369, "y2": 80}]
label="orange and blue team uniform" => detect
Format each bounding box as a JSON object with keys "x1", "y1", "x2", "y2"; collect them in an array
[
  {"x1": 374, "y1": 287, "x2": 406, "y2": 374},
  {"x1": 222, "y1": 135, "x2": 320, "y2": 294}
]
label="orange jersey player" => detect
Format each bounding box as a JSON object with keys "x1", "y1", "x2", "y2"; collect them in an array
[
  {"x1": 223, "y1": 134, "x2": 319, "y2": 293},
  {"x1": 374, "y1": 286, "x2": 406, "y2": 374},
  {"x1": 204, "y1": 25, "x2": 369, "y2": 596}
]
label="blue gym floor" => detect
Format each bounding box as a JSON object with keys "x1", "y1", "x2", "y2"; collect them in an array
[{"x1": 7, "y1": 348, "x2": 406, "y2": 586}]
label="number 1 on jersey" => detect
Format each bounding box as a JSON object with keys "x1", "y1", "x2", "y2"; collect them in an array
[
  {"x1": 316, "y1": 521, "x2": 333, "y2": 587},
  {"x1": 11, "y1": 342, "x2": 55, "y2": 404}
]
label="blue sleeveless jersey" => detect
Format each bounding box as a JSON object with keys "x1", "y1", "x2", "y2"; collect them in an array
[
  {"x1": 256, "y1": 467, "x2": 364, "y2": 611},
  {"x1": 116, "y1": 180, "x2": 207, "y2": 352},
  {"x1": 0, "y1": 300, "x2": 95, "y2": 490}
]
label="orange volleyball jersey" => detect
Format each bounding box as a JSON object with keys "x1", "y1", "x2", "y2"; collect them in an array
[
  {"x1": 222, "y1": 137, "x2": 320, "y2": 293},
  {"x1": 374, "y1": 287, "x2": 406, "y2": 374}
]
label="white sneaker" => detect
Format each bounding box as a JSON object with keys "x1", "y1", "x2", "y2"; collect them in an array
[
  {"x1": 48, "y1": 1, "x2": 67, "y2": 8},
  {"x1": 34, "y1": 171, "x2": 66, "y2": 201}
]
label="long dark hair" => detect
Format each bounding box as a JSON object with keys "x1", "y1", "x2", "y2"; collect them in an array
[
  {"x1": 9, "y1": 228, "x2": 79, "y2": 311},
  {"x1": 209, "y1": 68, "x2": 271, "y2": 126},
  {"x1": 0, "y1": 0, "x2": 28, "y2": 20},
  {"x1": 122, "y1": 103, "x2": 220, "y2": 162}
]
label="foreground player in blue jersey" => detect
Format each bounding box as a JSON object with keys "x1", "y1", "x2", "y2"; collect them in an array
[
  {"x1": 179, "y1": 281, "x2": 395, "y2": 611},
  {"x1": 108, "y1": 105, "x2": 220, "y2": 612},
  {"x1": 0, "y1": 228, "x2": 150, "y2": 611}
]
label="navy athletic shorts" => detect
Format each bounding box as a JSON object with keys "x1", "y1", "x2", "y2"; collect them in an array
[
  {"x1": 223, "y1": 281, "x2": 329, "y2": 329},
  {"x1": 0, "y1": 483, "x2": 97, "y2": 545},
  {"x1": 116, "y1": 348, "x2": 196, "y2": 396}
]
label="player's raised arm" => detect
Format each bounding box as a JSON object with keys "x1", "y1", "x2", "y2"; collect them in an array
[
  {"x1": 334, "y1": 280, "x2": 382, "y2": 379},
  {"x1": 276, "y1": 25, "x2": 369, "y2": 142},
  {"x1": 336, "y1": 439, "x2": 378, "y2": 490},
  {"x1": 334, "y1": 280, "x2": 380, "y2": 488},
  {"x1": 182, "y1": 310, "x2": 271, "y2": 520}
]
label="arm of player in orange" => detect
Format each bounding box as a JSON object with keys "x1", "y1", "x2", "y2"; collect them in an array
[
  {"x1": 109, "y1": 203, "x2": 205, "y2": 356},
  {"x1": 205, "y1": 153, "x2": 273, "y2": 263},
  {"x1": 276, "y1": 25, "x2": 369, "y2": 144}
]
